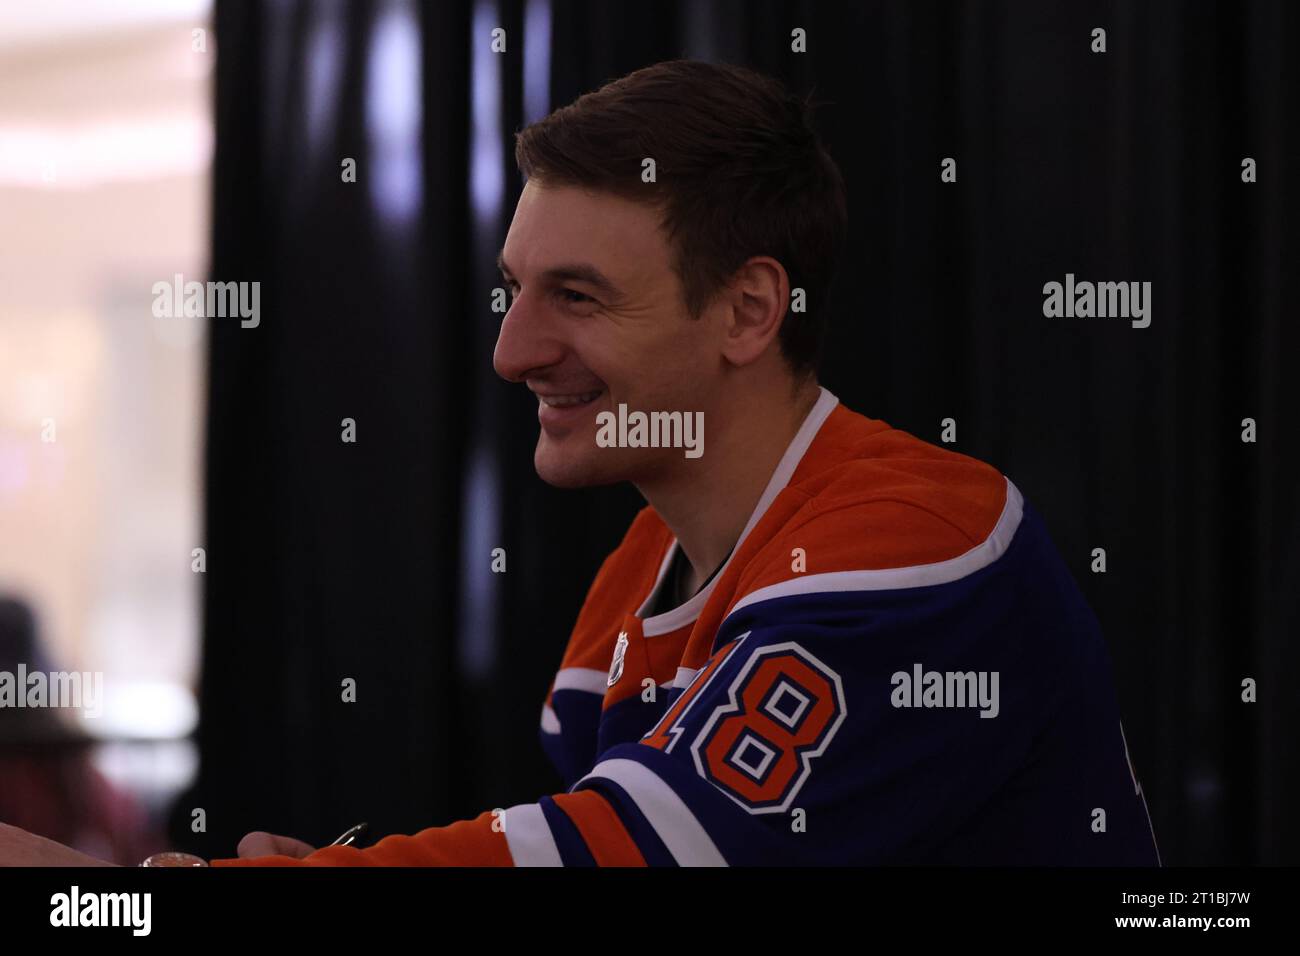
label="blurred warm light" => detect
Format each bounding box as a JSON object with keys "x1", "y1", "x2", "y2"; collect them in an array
[
  {"x1": 92, "y1": 738, "x2": 200, "y2": 801},
  {"x1": 0, "y1": 115, "x2": 213, "y2": 189},
  {"x1": 0, "y1": 3, "x2": 211, "y2": 767},
  {"x1": 92, "y1": 679, "x2": 199, "y2": 740},
  {"x1": 0, "y1": 0, "x2": 211, "y2": 54},
  {"x1": 0, "y1": 309, "x2": 104, "y2": 428}
]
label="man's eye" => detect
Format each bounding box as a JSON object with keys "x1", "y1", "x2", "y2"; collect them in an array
[{"x1": 505, "y1": 284, "x2": 592, "y2": 305}]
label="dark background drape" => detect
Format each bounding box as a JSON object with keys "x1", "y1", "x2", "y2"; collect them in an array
[{"x1": 177, "y1": 0, "x2": 1298, "y2": 865}]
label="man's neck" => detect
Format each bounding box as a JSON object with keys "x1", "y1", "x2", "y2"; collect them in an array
[{"x1": 635, "y1": 377, "x2": 822, "y2": 597}]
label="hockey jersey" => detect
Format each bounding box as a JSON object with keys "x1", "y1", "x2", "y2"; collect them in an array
[{"x1": 213, "y1": 387, "x2": 1159, "y2": 867}]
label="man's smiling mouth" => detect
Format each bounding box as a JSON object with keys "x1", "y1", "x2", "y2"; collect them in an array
[{"x1": 536, "y1": 389, "x2": 603, "y2": 408}]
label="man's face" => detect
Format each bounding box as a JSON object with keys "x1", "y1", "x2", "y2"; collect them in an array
[{"x1": 493, "y1": 181, "x2": 721, "y2": 488}]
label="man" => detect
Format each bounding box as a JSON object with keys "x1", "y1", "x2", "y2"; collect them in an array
[{"x1": 1, "y1": 59, "x2": 1157, "y2": 867}]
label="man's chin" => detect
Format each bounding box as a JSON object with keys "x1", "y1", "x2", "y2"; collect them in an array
[
  {"x1": 536, "y1": 470, "x2": 605, "y2": 490},
  {"x1": 533, "y1": 447, "x2": 609, "y2": 489}
]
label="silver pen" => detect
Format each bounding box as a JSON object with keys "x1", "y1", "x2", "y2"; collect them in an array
[{"x1": 328, "y1": 822, "x2": 368, "y2": 847}]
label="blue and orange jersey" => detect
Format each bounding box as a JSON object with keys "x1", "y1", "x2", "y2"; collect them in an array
[{"x1": 213, "y1": 388, "x2": 1159, "y2": 866}]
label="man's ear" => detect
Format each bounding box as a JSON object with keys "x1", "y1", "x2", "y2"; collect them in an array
[{"x1": 718, "y1": 256, "x2": 790, "y2": 369}]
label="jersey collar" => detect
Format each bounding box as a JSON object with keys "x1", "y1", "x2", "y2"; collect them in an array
[{"x1": 636, "y1": 386, "x2": 841, "y2": 635}]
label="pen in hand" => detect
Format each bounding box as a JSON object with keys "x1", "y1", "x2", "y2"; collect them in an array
[{"x1": 329, "y1": 823, "x2": 368, "y2": 848}]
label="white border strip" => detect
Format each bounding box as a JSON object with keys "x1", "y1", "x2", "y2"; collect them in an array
[
  {"x1": 635, "y1": 541, "x2": 682, "y2": 625},
  {"x1": 637, "y1": 387, "x2": 841, "y2": 636},
  {"x1": 502, "y1": 803, "x2": 563, "y2": 866},
  {"x1": 671, "y1": 666, "x2": 699, "y2": 689},
  {"x1": 579, "y1": 757, "x2": 728, "y2": 866},
  {"x1": 540, "y1": 703, "x2": 561, "y2": 734},
  {"x1": 728, "y1": 476, "x2": 1025, "y2": 616},
  {"x1": 551, "y1": 667, "x2": 610, "y2": 695}
]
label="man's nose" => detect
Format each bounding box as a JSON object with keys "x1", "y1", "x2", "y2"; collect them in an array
[{"x1": 492, "y1": 294, "x2": 566, "y2": 383}]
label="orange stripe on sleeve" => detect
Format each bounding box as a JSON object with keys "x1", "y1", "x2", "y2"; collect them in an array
[
  {"x1": 550, "y1": 791, "x2": 646, "y2": 867},
  {"x1": 209, "y1": 809, "x2": 513, "y2": 867}
]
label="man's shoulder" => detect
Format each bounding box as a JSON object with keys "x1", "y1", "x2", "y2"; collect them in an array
[
  {"x1": 771, "y1": 404, "x2": 1014, "y2": 574},
  {"x1": 585, "y1": 400, "x2": 1031, "y2": 615}
]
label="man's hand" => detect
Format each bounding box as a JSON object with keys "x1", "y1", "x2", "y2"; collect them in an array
[
  {"x1": 236, "y1": 831, "x2": 317, "y2": 860},
  {"x1": 0, "y1": 823, "x2": 119, "y2": 867}
]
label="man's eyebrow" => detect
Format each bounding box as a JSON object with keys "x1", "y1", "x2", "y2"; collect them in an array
[{"x1": 496, "y1": 251, "x2": 624, "y2": 300}]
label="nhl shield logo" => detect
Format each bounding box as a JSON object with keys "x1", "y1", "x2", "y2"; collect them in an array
[{"x1": 607, "y1": 630, "x2": 629, "y2": 686}]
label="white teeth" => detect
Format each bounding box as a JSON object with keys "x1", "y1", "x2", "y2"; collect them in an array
[{"x1": 540, "y1": 390, "x2": 601, "y2": 407}]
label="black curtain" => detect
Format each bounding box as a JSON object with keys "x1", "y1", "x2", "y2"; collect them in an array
[
  {"x1": 184, "y1": 0, "x2": 473, "y2": 854},
  {"x1": 181, "y1": 0, "x2": 1297, "y2": 865}
]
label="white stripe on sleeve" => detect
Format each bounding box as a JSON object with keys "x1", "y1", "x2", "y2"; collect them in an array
[
  {"x1": 501, "y1": 803, "x2": 562, "y2": 867},
  {"x1": 578, "y1": 758, "x2": 727, "y2": 867},
  {"x1": 552, "y1": 667, "x2": 610, "y2": 695}
]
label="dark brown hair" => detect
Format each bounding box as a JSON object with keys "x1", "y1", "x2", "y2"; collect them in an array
[{"x1": 514, "y1": 59, "x2": 848, "y2": 378}]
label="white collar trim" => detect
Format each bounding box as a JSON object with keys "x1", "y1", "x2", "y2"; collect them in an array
[{"x1": 636, "y1": 386, "x2": 840, "y2": 636}]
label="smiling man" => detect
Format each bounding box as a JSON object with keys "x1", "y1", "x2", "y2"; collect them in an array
[
  {"x1": 219, "y1": 59, "x2": 1156, "y2": 866},
  {"x1": 1, "y1": 59, "x2": 1158, "y2": 868}
]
